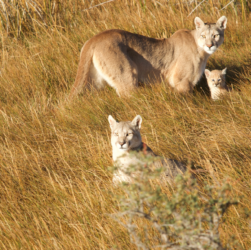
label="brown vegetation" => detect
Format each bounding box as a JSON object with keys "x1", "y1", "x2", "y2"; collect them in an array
[{"x1": 0, "y1": 0, "x2": 250, "y2": 249}]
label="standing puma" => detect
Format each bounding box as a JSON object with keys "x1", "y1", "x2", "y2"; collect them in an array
[
  {"x1": 205, "y1": 68, "x2": 231, "y2": 100},
  {"x1": 69, "y1": 16, "x2": 227, "y2": 99},
  {"x1": 108, "y1": 115, "x2": 187, "y2": 184}
]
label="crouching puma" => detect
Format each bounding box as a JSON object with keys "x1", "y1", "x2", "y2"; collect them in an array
[
  {"x1": 108, "y1": 115, "x2": 187, "y2": 185},
  {"x1": 69, "y1": 16, "x2": 227, "y2": 99},
  {"x1": 205, "y1": 68, "x2": 231, "y2": 100}
]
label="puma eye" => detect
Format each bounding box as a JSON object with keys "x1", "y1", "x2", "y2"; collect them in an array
[
  {"x1": 127, "y1": 133, "x2": 133, "y2": 136},
  {"x1": 214, "y1": 34, "x2": 220, "y2": 38},
  {"x1": 201, "y1": 35, "x2": 206, "y2": 38},
  {"x1": 212, "y1": 79, "x2": 215, "y2": 82},
  {"x1": 218, "y1": 79, "x2": 221, "y2": 81},
  {"x1": 115, "y1": 133, "x2": 118, "y2": 136}
]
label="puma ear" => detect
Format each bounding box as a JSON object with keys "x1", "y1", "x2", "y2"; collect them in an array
[
  {"x1": 222, "y1": 67, "x2": 227, "y2": 75},
  {"x1": 216, "y1": 16, "x2": 227, "y2": 29},
  {"x1": 132, "y1": 115, "x2": 142, "y2": 129},
  {"x1": 194, "y1": 17, "x2": 204, "y2": 30},
  {"x1": 108, "y1": 115, "x2": 117, "y2": 131},
  {"x1": 204, "y1": 69, "x2": 211, "y2": 78}
]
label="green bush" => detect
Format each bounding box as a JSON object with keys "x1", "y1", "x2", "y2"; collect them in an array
[{"x1": 112, "y1": 153, "x2": 238, "y2": 250}]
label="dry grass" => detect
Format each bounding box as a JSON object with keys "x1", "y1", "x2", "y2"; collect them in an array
[{"x1": 0, "y1": 0, "x2": 250, "y2": 249}]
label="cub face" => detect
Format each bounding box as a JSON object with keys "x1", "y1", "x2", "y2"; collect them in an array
[
  {"x1": 195, "y1": 16, "x2": 227, "y2": 55},
  {"x1": 205, "y1": 68, "x2": 227, "y2": 88},
  {"x1": 108, "y1": 115, "x2": 142, "y2": 151}
]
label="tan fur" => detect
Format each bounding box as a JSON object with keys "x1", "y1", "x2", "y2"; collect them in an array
[
  {"x1": 108, "y1": 115, "x2": 187, "y2": 185},
  {"x1": 205, "y1": 68, "x2": 231, "y2": 100},
  {"x1": 69, "y1": 16, "x2": 227, "y2": 99}
]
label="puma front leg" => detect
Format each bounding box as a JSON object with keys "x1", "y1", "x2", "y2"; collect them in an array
[{"x1": 175, "y1": 79, "x2": 193, "y2": 94}]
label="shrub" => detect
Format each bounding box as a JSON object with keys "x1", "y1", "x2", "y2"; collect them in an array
[{"x1": 112, "y1": 153, "x2": 237, "y2": 250}]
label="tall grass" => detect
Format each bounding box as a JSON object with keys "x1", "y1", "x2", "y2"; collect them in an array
[{"x1": 0, "y1": 0, "x2": 250, "y2": 249}]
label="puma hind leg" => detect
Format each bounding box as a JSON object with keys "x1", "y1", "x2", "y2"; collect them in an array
[
  {"x1": 70, "y1": 41, "x2": 139, "y2": 98},
  {"x1": 92, "y1": 49, "x2": 139, "y2": 97}
]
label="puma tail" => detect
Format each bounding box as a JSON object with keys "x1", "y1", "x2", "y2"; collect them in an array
[{"x1": 68, "y1": 42, "x2": 93, "y2": 100}]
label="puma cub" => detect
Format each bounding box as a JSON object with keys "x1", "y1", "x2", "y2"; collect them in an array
[
  {"x1": 108, "y1": 115, "x2": 187, "y2": 184},
  {"x1": 205, "y1": 68, "x2": 231, "y2": 100},
  {"x1": 69, "y1": 16, "x2": 227, "y2": 99}
]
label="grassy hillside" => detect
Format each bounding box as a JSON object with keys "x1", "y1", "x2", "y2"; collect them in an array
[{"x1": 0, "y1": 0, "x2": 250, "y2": 249}]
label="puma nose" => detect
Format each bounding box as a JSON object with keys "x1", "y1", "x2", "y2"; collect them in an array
[
  {"x1": 206, "y1": 44, "x2": 213, "y2": 48},
  {"x1": 119, "y1": 141, "x2": 125, "y2": 146}
]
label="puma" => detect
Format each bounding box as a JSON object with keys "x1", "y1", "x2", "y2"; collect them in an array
[
  {"x1": 108, "y1": 115, "x2": 187, "y2": 185},
  {"x1": 205, "y1": 68, "x2": 231, "y2": 100},
  {"x1": 69, "y1": 16, "x2": 227, "y2": 98}
]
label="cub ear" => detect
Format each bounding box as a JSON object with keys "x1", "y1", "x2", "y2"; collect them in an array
[
  {"x1": 222, "y1": 67, "x2": 227, "y2": 75},
  {"x1": 216, "y1": 16, "x2": 227, "y2": 29},
  {"x1": 108, "y1": 115, "x2": 117, "y2": 130},
  {"x1": 132, "y1": 115, "x2": 142, "y2": 129},
  {"x1": 204, "y1": 69, "x2": 211, "y2": 78},
  {"x1": 194, "y1": 17, "x2": 204, "y2": 30}
]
